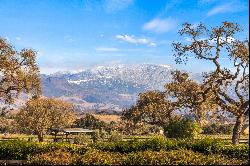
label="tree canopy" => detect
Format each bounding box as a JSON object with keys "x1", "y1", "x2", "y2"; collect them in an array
[
  {"x1": 165, "y1": 70, "x2": 219, "y2": 126},
  {"x1": 0, "y1": 37, "x2": 41, "y2": 104},
  {"x1": 16, "y1": 98, "x2": 76, "y2": 142},
  {"x1": 122, "y1": 91, "x2": 174, "y2": 127},
  {"x1": 75, "y1": 113, "x2": 107, "y2": 130},
  {"x1": 172, "y1": 22, "x2": 249, "y2": 144}
]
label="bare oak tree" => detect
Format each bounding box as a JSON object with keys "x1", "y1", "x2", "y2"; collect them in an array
[
  {"x1": 0, "y1": 37, "x2": 41, "y2": 103},
  {"x1": 172, "y1": 22, "x2": 249, "y2": 144}
]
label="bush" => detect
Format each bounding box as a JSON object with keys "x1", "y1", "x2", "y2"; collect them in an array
[
  {"x1": 203, "y1": 123, "x2": 233, "y2": 134},
  {"x1": 0, "y1": 140, "x2": 48, "y2": 160},
  {"x1": 164, "y1": 118, "x2": 202, "y2": 139},
  {"x1": 78, "y1": 149, "x2": 124, "y2": 165},
  {"x1": 93, "y1": 137, "x2": 249, "y2": 160},
  {"x1": 73, "y1": 133, "x2": 92, "y2": 145},
  {"x1": 1, "y1": 138, "x2": 248, "y2": 163},
  {"x1": 176, "y1": 138, "x2": 249, "y2": 160},
  {"x1": 0, "y1": 140, "x2": 82, "y2": 160},
  {"x1": 99, "y1": 129, "x2": 108, "y2": 140},
  {"x1": 185, "y1": 138, "x2": 226, "y2": 155},
  {"x1": 27, "y1": 149, "x2": 78, "y2": 165},
  {"x1": 124, "y1": 150, "x2": 247, "y2": 165},
  {"x1": 93, "y1": 136, "x2": 177, "y2": 153},
  {"x1": 28, "y1": 149, "x2": 247, "y2": 165},
  {"x1": 213, "y1": 144, "x2": 249, "y2": 160},
  {"x1": 108, "y1": 131, "x2": 123, "y2": 142}
]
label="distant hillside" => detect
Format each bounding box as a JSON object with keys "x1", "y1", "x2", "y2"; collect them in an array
[{"x1": 41, "y1": 64, "x2": 203, "y2": 113}]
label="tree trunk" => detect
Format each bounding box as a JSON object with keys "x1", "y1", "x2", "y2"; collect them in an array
[
  {"x1": 232, "y1": 116, "x2": 245, "y2": 145},
  {"x1": 37, "y1": 132, "x2": 44, "y2": 142}
]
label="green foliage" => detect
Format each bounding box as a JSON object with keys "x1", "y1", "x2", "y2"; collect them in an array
[
  {"x1": 186, "y1": 138, "x2": 227, "y2": 155},
  {"x1": 108, "y1": 131, "x2": 123, "y2": 142},
  {"x1": 212, "y1": 144, "x2": 249, "y2": 160},
  {"x1": 176, "y1": 138, "x2": 249, "y2": 160},
  {"x1": 93, "y1": 137, "x2": 249, "y2": 160},
  {"x1": 99, "y1": 129, "x2": 108, "y2": 140},
  {"x1": 164, "y1": 118, "x2": 202, "y2": 139},
  {"x1": 91, "y1": 130, "x2": 101, "y2": 143},
  {"x1": 75, "y1": 113, "x2": 107, "y2": 130},
  {"x1": 93, "y1": 136, "x2": 176, "y2": 153},
  {"x1": 203, "y1": 123, "x2": 233, "y2": 135},
  {"x1": 0, "y1": 140, "x2": 83, "y2": 160},
  {"x1": 73, "y1": 133, "x2": 92, "y2": 145},
  {"x1": 1, "y1": 138, "x2": 248, "y2": 164},
  {"x1": 28, "y1": 149, "x2": 248, "y2": 165},
  {"x1": 0, "y1": 140, "x2": 39, "y2": 160},
  {"x1": 124, "y1": 150, "x2": 247, "y2": 165}
]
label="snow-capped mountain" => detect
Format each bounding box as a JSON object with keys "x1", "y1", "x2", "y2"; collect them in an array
[{"x1": 41, "y1": 64, "x2": 201, "y2": 113}]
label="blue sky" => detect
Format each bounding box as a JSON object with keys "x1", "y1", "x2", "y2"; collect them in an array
[{"x1": 0, "y1": 0, "x2": 249, "y2": 74}]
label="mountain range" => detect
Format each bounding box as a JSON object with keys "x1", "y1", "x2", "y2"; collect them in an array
[{"x1": 41, "y1": 64, "x2": 202, "y2": 113}]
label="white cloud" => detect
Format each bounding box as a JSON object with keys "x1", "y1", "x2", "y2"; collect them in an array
[
  {"x1": 143, "y1": 18, "x2": 178, "y2": 33},
  {"x1": 207, "y1": 2, "x2": 247, "y2": 16},
  {"x1": 95, "y1": 46, "x2": 120, "y2": 52},
  {"x1": 105, "y1": 0, "x2": 133, "y2": 12},
  {"x1": 116, "y1": 34, "x2": 156, "y2": 47},
  {"x1": 210, "y1": 36, "x2": 235, "y2": 44},
  {"x1": 184, "y1": 36, "x2": 235, "y2": 44},
  {"x1": 16, "y1": 37, "x2": 21, "y2": 41}
]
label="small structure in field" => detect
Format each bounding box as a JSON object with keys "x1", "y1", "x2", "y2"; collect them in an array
[{"x1": 50, "y1": 128, "x2": 95, "y2": 142}]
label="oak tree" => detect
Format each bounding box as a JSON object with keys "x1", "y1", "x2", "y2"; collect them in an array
[
  {"x1": 16, "y1": 98, "x2": 76, "y2": 142},
  {"x1": 0, "y1": 37, "x2": 41, "y2": 104},
  {"x1": 165, "y1": 70, "x2": 219, "y2": 127},
  {"x1": 122, "y1": 91, "x2": 174, "y2": 133},
  {"x1": 172, "y1": 22, "x2": 249, "y2": 144},
  {"x1": 75, "y1": 113, "x2": 107, "y2": 130}
]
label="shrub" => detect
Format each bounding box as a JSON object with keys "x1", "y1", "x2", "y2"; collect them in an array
[
  {"x1": 73, "y1": 133, "x2": 92, "y2": 145},
  {"x1": 99, "y1": 129, "x2": 108, "y2": 140},
  {"x1": 28, "y1": 149, "x2": 246, "y2": 165},
  {"x1": 1, "y1": 138, "x2": 248, "y2": 163},
  {"x1": 176, "y1": 138, "x2": 249, "y2": 160},
  {"x1": 164, "y1": 118, "x2": 202, "y2": 139},
  {"x1": 0, "y1": 140, "x2": 82, "y2": 160},
  {"x1": 124, "y1": 150, "x2": 247, "y2": 165},
  {"x1": 90, "y1": 130, "x2": 100, "y2": 143},
  {"x1": 0, "y1": 140, "x2": 39, "y2": 160},
  {"x1": 27, "y1": 149, "x2": 78, "y2": 165},
  {"x1": 212, "y1": 144, "x2": 249, "y2": 160},
  {"x1": 93, "y1": 136, "x2": 177, "y2": 153},
  {"x1": 108, "y1": 131, "x2": 123, "y2": 142},
  {"x1": 93, "y1": 137, "x2": 249, "y2": 160},
  {"x1": 78, "y1": 149, "x2": 124, "y2": 165}
]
